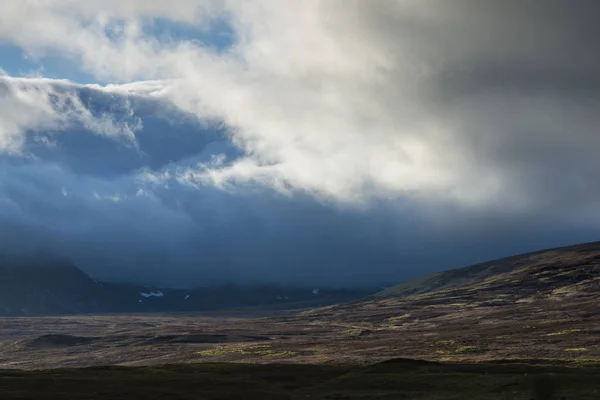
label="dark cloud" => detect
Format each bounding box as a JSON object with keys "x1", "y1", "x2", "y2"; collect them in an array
[
  {"x1": 1, "y1": 122, "x2": 598, "y2": 289},
  {"x1": 1, "y1": 1, "x2": 600, "y2": 287}
]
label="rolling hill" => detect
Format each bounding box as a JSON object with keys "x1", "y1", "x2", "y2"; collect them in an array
[
  {"x1": 289, "y1": 240, "x2": 600, "y2": 363},
  {"x1": 376, "y1": 241, "x2": 600, "y2": 299}
]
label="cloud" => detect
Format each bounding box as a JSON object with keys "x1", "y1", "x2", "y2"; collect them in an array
[
  {"x1": 0, "y1": 1, "x2": 599, "y2": 286},
  {"x1": 0, "y1": 76, "x2": 142, "y2": 152},
  {"x1": 1, "y1": 0, "x2": 596, "y2": 207}
]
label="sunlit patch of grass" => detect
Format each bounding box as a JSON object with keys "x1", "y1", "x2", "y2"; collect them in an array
[
  {"x1": 455, "y1": 346, "x2": 478, "y2": 354},
  {"x1": 546, "y1": 329, "x2": 581, "y2": 336},
  {"x1": 516, "y1": 297, "x2": 535, "y2": 303},
  {"x1": 550, "y1": 286, "x2": 579, "y2": 297},
  {"x1": 385, "y1": 313, "x2": 411, "y2": 323},
  {"x1": 255, "y1": 350, "x2": 298, "y2": 358},
  {"x1": 3, "y1": 361, "x2": 22, "y2": 366},
  {"x1": 196, "y1": 345, "x2": 298, "y2": 359},
  {"x1": 539, "y1": 318, "x2": 579, "y2": 324},
  {"x1": 196, "y1": 347, "x2": 247, "y2": 357}
]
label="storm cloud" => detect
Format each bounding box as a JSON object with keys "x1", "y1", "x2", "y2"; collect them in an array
[{"x1": 0, "y1": 1, "x2": 599, "y2": 287}]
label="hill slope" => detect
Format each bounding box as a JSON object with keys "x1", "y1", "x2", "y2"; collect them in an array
[
  {"x1": 377, "y1": 240, "x2": 600, "y2": 299},
  {"x1": 289, "y1": 241, "x2": 600, "y2": 363}
]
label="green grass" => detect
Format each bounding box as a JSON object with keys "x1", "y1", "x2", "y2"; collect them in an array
[
  {"x1": 385, "y1": 313, "x2": 411, "y2": 323},
  {"x1": 546, "y1": 329, "x2": 582, "y2": 336},
  {"x1": 454, "y1": 345, "x2": 478, "y2": 354},
  {"x1": 255, "y1": 349, "x2": 298, "y2": 358},
  {"x1": 196, "y1": 347, "x2": 247, "y2": 356}
]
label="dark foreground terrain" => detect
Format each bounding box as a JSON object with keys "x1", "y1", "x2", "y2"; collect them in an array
[{"x1": 1, "y1": 359, "x2": 599, "y2": 400}]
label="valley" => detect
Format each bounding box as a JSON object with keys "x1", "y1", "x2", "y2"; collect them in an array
[
  {"x1": 2, "y1": 242, "x2": 600, "y2": 398},
  {"x1": 2, "y1": 242, "x2": 600, "y2": 369}
]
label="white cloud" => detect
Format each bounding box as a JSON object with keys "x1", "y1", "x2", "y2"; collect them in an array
[
  {"x1": 0, "y1": 76, "x2": 142, "y2": 152},
  {"x1": 0, "y1": 0, "x2": 598, "y2": 211},
  {"x1": 0, "y1": 1, "x2": 457, "y2": 203}
]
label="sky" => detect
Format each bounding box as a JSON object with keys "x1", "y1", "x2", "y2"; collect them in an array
[{"x1": 1, "y1": 0, "x2": 599, "y2": 287}]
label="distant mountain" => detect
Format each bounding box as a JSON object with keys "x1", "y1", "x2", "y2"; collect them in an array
[
  {"x1": 0, "y1": 255, "x2": 375, "y2": 316},
  {"x1": 0, "y1": 254, "x2": 112, "y2": 316}
]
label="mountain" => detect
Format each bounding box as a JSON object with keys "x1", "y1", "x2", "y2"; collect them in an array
[
  {"x1": 0, "y1": 254, "x2": 113, "y2": 316},
  {"x1": 0, "y1": 254, "x2": 375, "y2": 316}
]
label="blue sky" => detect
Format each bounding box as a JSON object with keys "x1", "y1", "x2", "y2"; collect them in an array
[
  {"x1": 0, "y1": 44, "x2": 95, "y2": 82},
  {"x1": 0, "y1": 16, "x2": 234, "y2": 83}
]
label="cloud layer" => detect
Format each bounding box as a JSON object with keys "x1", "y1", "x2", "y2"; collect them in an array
[{"x1": 0, "y1": 1, "x2": 599, "y2": 286}]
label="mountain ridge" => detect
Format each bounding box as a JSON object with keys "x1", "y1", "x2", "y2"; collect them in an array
[{"x1": 0, "y1": 255, "x2": 374, "y2": 316}]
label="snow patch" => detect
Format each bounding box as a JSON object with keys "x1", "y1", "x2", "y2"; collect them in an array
[{"x1": 140, "y1": 290, "x2": 164, "y2": 298}]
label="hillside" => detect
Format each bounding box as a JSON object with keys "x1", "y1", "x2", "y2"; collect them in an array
[
  {"x1": 298, "y1": 240, "x2": 600, "y2": 326},
  {"x1": 287, "y1": 240, "x2": 600, "y2": 363},
  {"x1": 377, "y1": 241, "x2": 600, "y2": 298}
]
